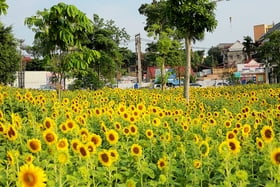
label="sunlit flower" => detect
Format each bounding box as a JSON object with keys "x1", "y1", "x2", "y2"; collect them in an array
[
  {"x1": 18, "y1": 164, "x2": 47, "y2": 187},
  {"x1": 71, "y1": 138, "x2": 80, "y2": 153},
  {"x1": 123, "y1": 127, "x2": 130, "y2": 136},
  {"x1": 56, "y1": 138, "x2": 68, "y2": 151},
  {"x1": 131, "y1": 144, "x2": 143, "y2": 157},
  {"x1": 109, "y1": 149, "x2": 119, "y2": 162},
  {"x1": 6, "y1": 124, "x2": 18, "y2": 141},
  {"x1": 98, "y1": 150, "x2": 113, "y2": 167},
  {"x1": 193, "y1": 159, "x2": 202, "y2": 169},
  {"x1": 227, "y1": 139, "x2": 241, "y2": 154},
  {"x1": 57, "y1": 151, "x2": 70, "y2": 165},
  {"x1": 261, "y1": 125, "x2": 274, "y2": 143},
  {"x1": 77, "y1": 144, "x2": 90, "y2": 158},
  {"x1": 42, "y1": 130, "x2": 57, "y2": 145},
  {"x1": 24, "y1": 154, "x2": 34, "y2": 164},
  {"x1": 88, "y1": 133, "x2": 102, "y2": 146},
  {"x1": 114, "y1": 122, "x2": 122, "y2": 131},
  {"x1": 129, "y1": 124, "x2": 138, "y2": 136},
  {"x1": 43, "y1": 117, "x2": 55, "y2": 130},
  {"x1": 242, "y1": 124, "x2": 251, "y2": 137},
  {"x1": 226, "y1": 131, "x2": 236, "y2": 140},
  {"x1": 145, "y1": 129, "x2": 154, "y2": 139},
  {"x1": 157, "y1": 157, "x2": 168, "y2": 170},
  {"x1": 152, "y1": 117, "x2": 161, "y2": 127},
  {"x1": 105, "y1": 129, "x2": 119, "y2": 145},
  {"x1": 199, "y1": 141, "x2": 210, "y2": 157},
  {"x1": 256, "y1": 137, "x2": 264, "y2": 150},
  {"x1": 271, "y1": 147, "x2": 280, "y2": 165},
  {"x1": 27, "y1": 139, "x2": 42, "y2": 153}
]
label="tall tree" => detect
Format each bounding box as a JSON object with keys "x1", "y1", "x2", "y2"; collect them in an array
[
  {"x1": 139, "y1": 1, "x2": 183, "y2": 90},
  {"x1": 0, "y1": 22, "x2": 21, "y2": 84},
  {"x1": 257, "y1": 30, "x2": 280, "y2": 83},
  {"x1": 25, "y1": 3, "x2": 100, "y2": 89},
  {"x1": 167, "y1": 0, "x2": 217, "y2": 101},
  {"x1": 242, "y1": 36, "x2": 256, "y2": 61},
  {"x1": 0, "y1": 0, "x2": 8, "y2": 15}
]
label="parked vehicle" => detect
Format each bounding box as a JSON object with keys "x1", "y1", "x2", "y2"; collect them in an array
[
  {"x1": 212, "y1": 81, "x2": 229, "y2": 87},
  {"x1": 190, "y1": 83, "x2": 202, "y2": 87}
]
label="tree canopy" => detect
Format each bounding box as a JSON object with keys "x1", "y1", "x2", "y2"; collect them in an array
[
  {"x1": 0, "y1": 22, "x2": 21, "y2": 85},
  {"x1": 24, "y1": 3, "x2": 100, "y2": 88}
]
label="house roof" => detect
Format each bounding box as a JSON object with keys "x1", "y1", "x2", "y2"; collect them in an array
[
  {"x1": 228, "y1": 41, "x2": 244, "y2": 52},
  {"x1": 258, "y1": 22, "x2": 280, "y2": 42}
]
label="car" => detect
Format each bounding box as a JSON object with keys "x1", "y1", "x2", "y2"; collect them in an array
[
  {"x1": 39, "y1": 84, "x2": 56, "y2": 90},
  {"x1": 190, "y1": 83, "x2": 202, "y2": 87},
  {"x1": 213, "y1": 82, "x2": 229, "y2": 87}
]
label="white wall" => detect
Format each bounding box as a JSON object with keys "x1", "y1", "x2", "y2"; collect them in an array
[{"x1": 14, "y1": 71, "x2": 73, "y2": 89}]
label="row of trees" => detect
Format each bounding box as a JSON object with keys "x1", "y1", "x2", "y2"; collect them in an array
[{"x1": 0, "y1": 0, "x2": 279, "y2": 100}]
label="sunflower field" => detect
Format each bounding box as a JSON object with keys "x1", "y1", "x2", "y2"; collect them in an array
[{"x1": 0, "y1": 84, "x2": 280, "y2": 187}]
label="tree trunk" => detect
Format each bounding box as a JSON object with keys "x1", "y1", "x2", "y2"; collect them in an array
[{"x1": 184, "y1": 35, "x2": 191, "y2": 102}]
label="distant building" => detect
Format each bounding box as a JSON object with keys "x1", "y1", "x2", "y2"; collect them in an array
[
  {"x1": 253, "y1": 24, "x2": 274, "y2": 41},
  {"x1": 218, "y1": 41, "x2": 245, "y2": 68}
]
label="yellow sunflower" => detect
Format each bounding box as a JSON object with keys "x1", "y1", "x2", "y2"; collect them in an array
[
  {"x1": 271, "y1": 148, "x2": 280, "y2": 165},
  {"x1": 193, "y1": 159, "x2": 202, "y2": 169},
  {"x1": 130, "y1": 144, "x2": 143, "y2": 157},
  {"x1": 27, "y1": 139, "x2": 42, "y2": 153},
  {"x1": 199, "y1": 141, "x2": 210, "y2": 157},
  {"x1": 70, "y1": 138, "x2": 80, "y2": 153},
  {"x1": 18, "y1": 164, "x2": 47, "y2": 187},
  {"x1": 145, "y1": 129, "x2": 154, "y2": 139},
  {"x1": 56, "y1": 138, "x2": 68, "y2": 151},
  {"x1": 6, "y1": 124, "x2": 18, "y2": 141},
  {"x1": 98, "y1": 150, "x2": 113, "y2": 167},
  {"x1": 227, "y1": 139, "x2": 241, "y2": 154},
  {"x1": 42, "y1": 130, "x2": 57, "y2": 145},
  {"x1": 157, "y1": 157, "x2": 168, "y2": 170},
  {"x1": 226, "y1": 131, "x2": 236, "y2": 140},
  {"x1": 89, "y1": 133, "x2": 102, "y2": 147},
  {"x1": 24, "y1": 154, "x2": 34, "y2": 164},
  {"x1": 256, "y1": 137, "x2": 264, "y2": 150},
  {"x1": 77, "y1": 144, "x2": 90, "y2": 159},
  {"x1": 57, "y1": 151, "x2": 70, "y2": 165},
  {"x1": 43, "y1": 117, "x2": 55, "y2": 130},
  {"x1": 105, "y1": 129, "x2": 119, "y2": 145},
  {"x1": 109, "y1": 149, "x2": 119, "y2": 162},
  {"x1": 114, "y1": 122, "x2": 122, "y2": 131},
  {"x1": 242, "y1": 124, "x2": 251, "y2": 137},
  {"x1": 152, "y1": 117, "x2": 161, "y2": 127},
  {"x1": 261, "y1": 125, "x2": 274, "y2": 143},
  {"x1": 129, "y1": 124, "x2": 138, "y2": 136},
  {"x1": 86, "y1": 142, "x2": 96, "y2": 155}
]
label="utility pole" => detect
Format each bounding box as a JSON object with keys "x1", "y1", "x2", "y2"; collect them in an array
[
  {"x1": 18, "y1": 40, "x2": 25, "y2": 88},
  {"x1": 135, "y1": 33, "x2": 142, "y2": 86}
]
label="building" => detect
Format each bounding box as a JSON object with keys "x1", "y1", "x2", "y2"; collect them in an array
[
  {"x1": 222, "y1": 41, "x2": 246, "y2": 68},
  {"x1": 253, "y1": 24, "x2": 274, "y2": 41}
]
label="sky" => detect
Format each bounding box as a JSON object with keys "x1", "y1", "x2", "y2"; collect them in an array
[{"x1": 1, "y1": 0, "x2": 280, "y2": 53}]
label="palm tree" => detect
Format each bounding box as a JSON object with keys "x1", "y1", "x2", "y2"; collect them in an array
[
  {"x1": 0, "y1": 0, "x2": 8, "y2": 15},
  {"x1": 242, "y1": 36, "x2": 255, "y2": 61}
]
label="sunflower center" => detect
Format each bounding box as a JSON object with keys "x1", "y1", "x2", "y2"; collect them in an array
[
  {"x1": 101, "y1": 153, "x2": 109, "y2": 163},
  {"x1": 265, "y1": 129, "x2": 272, "y2": 138},
  {"x1": 133, "y1": 147, "x2": 139, "y2": 154},
  {"x1": 229, "y1": 142, "x2": 236, "y2": 150},
  {"x1": 274, "y1": 153, "x2": 280, "y2": 164},
  {"x1": 23, "y1": 172, "x2": 36, "y2": 185},
  {"x1": 30, "y1": 142, "x2": 39, "y2": 150},
  {"x1": 8, "y1": 128, "x2": 16, "y2": 137},
  {"x1": 109, "y1": 134, "x2": 115, "y2": 141},
  {"x1": 46, "y1": 133, "x2": 54, "y2": 142},
  {"x1": 79, "y1": 147, "x2": 87, "y2": 156}
]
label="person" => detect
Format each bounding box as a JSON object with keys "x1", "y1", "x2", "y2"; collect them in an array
[{"x1": 134, "y1": 82, "x2": 139, "y2": 89}]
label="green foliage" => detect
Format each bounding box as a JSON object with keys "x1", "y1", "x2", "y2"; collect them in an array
[
  {"x1": 257, "y1": 30, "x2": 280, "y2": 78},
  {"x1": 0, "y1": 22, "x2": 21, "y2": 85},
  {"x1": 0, "y1": 0, "x2": 8, "y2": 15},
  {"x1": 24, "y1": 3, "x2": 100, "y2": 87}
]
